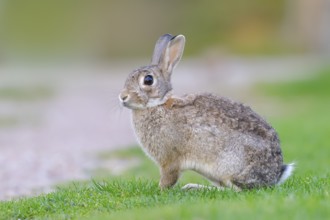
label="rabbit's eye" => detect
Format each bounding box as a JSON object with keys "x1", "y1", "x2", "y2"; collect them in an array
[{"x1": 143, "y1": 75, "x2": 154, "y2": 86}]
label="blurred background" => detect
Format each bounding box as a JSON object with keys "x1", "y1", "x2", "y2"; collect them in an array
[
  {"x1": 1, "y1": 0, "x2": 330, "y2": 60},
  {"x1": 0, "y1": 0, "x2": 329, "y2": 200}
]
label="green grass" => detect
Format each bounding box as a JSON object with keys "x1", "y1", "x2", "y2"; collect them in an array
[
  {"x1": 1, "y1": 67, "x2": 330, "y2": 219},
  {"x1": 0, "y1": 176, "x2": 328, "y2": 220}
]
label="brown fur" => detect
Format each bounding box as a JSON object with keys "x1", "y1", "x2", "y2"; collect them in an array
[{"x1": 119, "y1": 34, "x2": 293, "y2": 190}]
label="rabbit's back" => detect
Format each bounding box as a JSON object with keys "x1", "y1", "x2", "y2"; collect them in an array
[
  {"x1": 133, "y1": 93, "x2": 279, "y2": 144},
  {"x1": 191, "y1": 93, "x2": 279, "y2": 143}
]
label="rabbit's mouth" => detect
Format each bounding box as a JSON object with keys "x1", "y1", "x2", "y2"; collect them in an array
[
  {"x1": 119, "y1": 92, "x2": 148, "y2": 110},
  {"x1": 119, "y1": 96, "x2": 142, "y2": 110},
  {"x1": 122, "y1": 101, "x2": 145, "y2": 110}
]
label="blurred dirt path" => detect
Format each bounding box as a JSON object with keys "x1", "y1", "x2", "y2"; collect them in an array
[{"x1": 0, "y1": 55, "x2": 326, "y2": 200}]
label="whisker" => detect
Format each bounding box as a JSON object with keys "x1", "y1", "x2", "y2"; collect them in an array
[
  {"x1": 106, "y1": 91, "x2": 128, "y2": 127},
  {"x1": 107, "y1": 92, "x2": 122, "y2": 113}
]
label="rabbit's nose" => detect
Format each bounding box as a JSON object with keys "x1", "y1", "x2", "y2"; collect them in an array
[{"x1": 119, "y1": 92, "x2": 129, "y2": 102}]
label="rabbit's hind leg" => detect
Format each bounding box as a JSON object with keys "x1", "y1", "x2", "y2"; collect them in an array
[{"x1": 222, "y1": 179, "x2": 242, "y2": 192}]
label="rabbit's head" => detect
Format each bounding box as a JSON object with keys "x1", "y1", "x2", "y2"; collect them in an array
[{"x1": 119, "y1": 34, "x2": 185, "y2": 110}]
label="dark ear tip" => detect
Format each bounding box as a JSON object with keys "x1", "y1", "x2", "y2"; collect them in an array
[
  {"x1": 171, "y1": 35, "x2": 185, "y2": 41},
  {"x1": 161, "y1": 33, "x2": 173, "y2": 39}
]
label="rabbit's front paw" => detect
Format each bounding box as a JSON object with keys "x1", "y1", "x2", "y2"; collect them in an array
[{"x1": 182, "y1": 183, "x2": 209, "y2": 190}]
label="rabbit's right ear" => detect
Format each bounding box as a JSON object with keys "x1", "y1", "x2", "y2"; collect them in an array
[
  {"x1": 151, "y1": 34, "x2": 173, "y2": 65},
  {"x1": 159, "y1": 35, "x2": 185, "y2": 79}
]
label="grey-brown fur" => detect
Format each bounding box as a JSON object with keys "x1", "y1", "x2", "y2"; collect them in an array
[{"x1": 119, "y1": 34, "x2": 294, "y2": 190}]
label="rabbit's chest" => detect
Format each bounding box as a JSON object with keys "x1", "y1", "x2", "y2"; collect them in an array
[
  {"x1": 133, "y1": 107, "x2": 169, "y2": 133},
  {"x1": 133, "y1": 107, "x2": 179, "y2": 139},
  {"x1": 132, "y1": 108, "x2": 182, "y2": 161}
]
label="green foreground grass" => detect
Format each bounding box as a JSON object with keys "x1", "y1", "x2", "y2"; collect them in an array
[
  {"x1": 1, "y1": 68, "x2": 330, "y2": 219},
  {"x1": 0, "y1": 176, "x2": 328, "y2": 220}
]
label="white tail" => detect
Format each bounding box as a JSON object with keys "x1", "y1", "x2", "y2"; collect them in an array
[{"x1": 277, "y1": 163, "x2": 295, "y2": 185}]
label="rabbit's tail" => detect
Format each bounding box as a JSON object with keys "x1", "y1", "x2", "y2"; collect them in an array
[{"x1": 277, "y1": 163, "x2": 295, "y2": 185}]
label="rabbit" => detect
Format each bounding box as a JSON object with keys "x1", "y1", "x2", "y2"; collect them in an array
[{"x1": 119, "y1": 34, "x2": 294, "y2": 191}]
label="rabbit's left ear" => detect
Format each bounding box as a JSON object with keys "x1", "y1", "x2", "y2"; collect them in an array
[
  {"x1": 151, "y1": 34, "x2": 173, "y2": 65},
  {"x1": 159, "y1": 35, "x2": 185, "y2": 78}
]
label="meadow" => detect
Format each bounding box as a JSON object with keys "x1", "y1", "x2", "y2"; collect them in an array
[{"x1": 0, "y1": 67, "x2": 329, "y2": 219}]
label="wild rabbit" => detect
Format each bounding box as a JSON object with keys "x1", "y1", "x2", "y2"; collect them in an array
[{"x1": 119, "y1": 34, "x2": 294, "y2": 191}]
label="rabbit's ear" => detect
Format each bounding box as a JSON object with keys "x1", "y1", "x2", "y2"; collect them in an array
[
  {"x1": 151, "y1": 34, "x2": 173, "y2": 65},
  {"x1": 159, "y1": 35, "x2": 185, "y2": 78}
]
